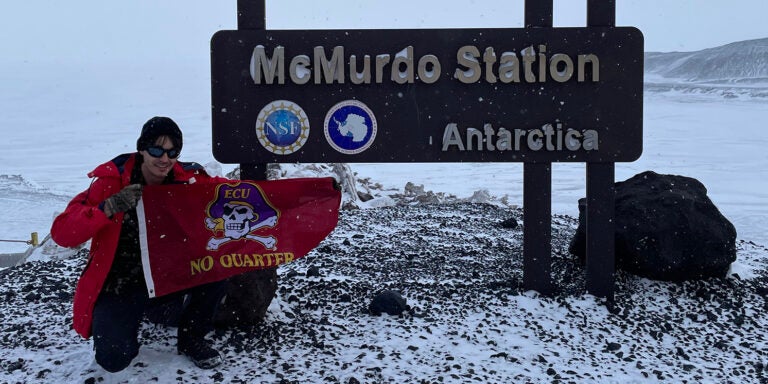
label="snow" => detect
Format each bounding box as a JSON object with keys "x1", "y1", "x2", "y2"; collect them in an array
[
  {"x1": 2, "y1": 205, "x2": 767, "y2": 383},
  {"x1": 2, "y1": 38, "x2": 768, "y2": 384}
]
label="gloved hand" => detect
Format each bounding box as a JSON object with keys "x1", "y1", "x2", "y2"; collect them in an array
[{"x1": 102, "y1": 184, "x2": 143, "y2": 217}]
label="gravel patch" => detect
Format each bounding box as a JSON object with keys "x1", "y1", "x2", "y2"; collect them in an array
[{"x1": 1, "y1": 202, "x2": 767, "y2": 383}]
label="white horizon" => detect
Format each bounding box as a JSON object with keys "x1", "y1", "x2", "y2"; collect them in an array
[{"x1": 1, "y1": 0, "x2": 766, "y2": 67}]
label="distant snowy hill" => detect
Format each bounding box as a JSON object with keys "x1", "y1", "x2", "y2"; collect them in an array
[{"x1": 645, "y1": 37, "x2": 768, "y2": 84}]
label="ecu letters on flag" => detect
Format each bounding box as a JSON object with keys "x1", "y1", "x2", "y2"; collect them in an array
[{"x1": 136, "y1": 177, "x2": 341, "y2": 297}]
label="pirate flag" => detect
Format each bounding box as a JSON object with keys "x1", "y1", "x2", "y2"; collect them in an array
[{"x1": 136, "y1": 177, "x2": 341, "y2": 297}]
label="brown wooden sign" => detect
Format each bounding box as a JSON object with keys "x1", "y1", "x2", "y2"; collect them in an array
[
  {"x1": 221, "y1": 0, "x2": 642, "y2": 301},
  {"x1": 211, "y1": 27, "x2": 643, "y2": 164}
]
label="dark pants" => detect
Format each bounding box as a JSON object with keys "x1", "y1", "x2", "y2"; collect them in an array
[{"x1": 91, "y1": 280, "x2": 226, "y2": 373}]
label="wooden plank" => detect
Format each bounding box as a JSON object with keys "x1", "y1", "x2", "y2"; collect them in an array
[
  {"x1": 237, "y1": 0, "x2": 265, "y2": 30},
  {"x1": 523, "y1": 163, "x2": 553, "y2": 295},
  {"x1": 587, "y1": 0, "x2": 616, "y2": 27},
  {"x1": 585, "y1": 162, "x2": 616, "y2": 299},
  {"x1": 525, "y1": 0, "x2": 553, "y2": 28},
  {"x1": 240, "y1": 163, "x2": 268, "y2": 181}
]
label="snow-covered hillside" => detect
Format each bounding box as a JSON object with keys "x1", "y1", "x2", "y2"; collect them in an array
[{"x1": 645, "y1": 37, "x2": 768, "y2": 84}]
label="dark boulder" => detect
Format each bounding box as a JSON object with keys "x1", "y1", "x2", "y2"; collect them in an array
[
  {"x1": 214, "y1": 268, "x2": 278, "y2": 328},
  {"x1": 145, "y1": 295, "x2": 185, "y2": 327},
  {"x1": 369, "y1": 290, "x2": 408, "y2": 316},
  {"x1": 569, "y1": 171, "x2": 737, "y2": 281},
  {"x1": 306, "y1": 265, "x2": 322, "y2": 277},
  {"x1": 499, "y1": 217, "x2": 518, "y2": 229}
]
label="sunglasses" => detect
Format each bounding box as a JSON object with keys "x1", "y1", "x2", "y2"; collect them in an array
[{"x1": 145, "y1": 145, "x2": 180, "y2": 159}]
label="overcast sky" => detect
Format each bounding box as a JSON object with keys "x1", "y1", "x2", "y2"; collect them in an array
[{"x1": 1, "y1": 0, "x2": 766, "y2": 65}]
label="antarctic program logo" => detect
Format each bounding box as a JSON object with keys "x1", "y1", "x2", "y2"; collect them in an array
[
  {"x1": 256, "y1": 100, "x2": 310, "y2": 155},
  {"x1": 324, "y1": 100, "x2": 377, "y2": 155}
]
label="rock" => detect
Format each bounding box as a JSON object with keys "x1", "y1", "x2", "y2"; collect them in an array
[
  {"x1": 404, "y1": 182, "x2": 442, "y2": 204},
  {"x1": 369, "y1": 290, "x2": 408, "y2": 316},
  {"x1": 416, "y1": 192, "x2": 441, "y2": 205},
  {"x1": 306, "y1": 266, "x2": 322, "y2": 277},
  {"x1": 569, "y1": 171, "x2": 737, "y2": 281},
  {"x1": 357, "y1": 191, "x2": 374, "y2": 202},
  {"x1": 35, "y1": 369, "x2": 50, "y2": 379},
  {"x1": 466, "y1": 189, "x2": 492, "y2": 204},
  {"x1": 7, "y1": 359, "x2": 24, "y2": 373},
  {"x1": 404, "y1": 182, "x2": 427, "y2": 197},
  {"x1": 331, "y1": 163, "x2": 360, "y2": 206},
  {"x1": 499, "y1": 218, "x2": 518, "y2": 229},
  {"x1": 145, "y1": 295, "x2": 184, "y2": 327},
  {"x1": 214, "y1": 268, "x2": 278, "y2": 328}
]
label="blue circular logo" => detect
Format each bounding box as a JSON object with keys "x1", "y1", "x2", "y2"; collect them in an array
[
  {"x1": 264, "y1": 109, "x2": 302, "y2": 146},
  {"x1": 256, "y1": 100, "x2": 309, "y2": 155},
  {"x1": 324, "y1": 100, "x2": 377, "y2": 155}
]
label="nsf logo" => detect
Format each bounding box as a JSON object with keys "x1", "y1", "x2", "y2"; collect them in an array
[
  {"x1": 324, "y1": 100, "x2": 377, "y2": 155},
  {"x1": 255, "y1": 100, "x2": 310, "y2": 155}
]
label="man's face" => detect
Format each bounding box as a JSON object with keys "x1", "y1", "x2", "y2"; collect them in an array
[{"x1": 140, "y1": 135, "x2": 178, "y2": 184}]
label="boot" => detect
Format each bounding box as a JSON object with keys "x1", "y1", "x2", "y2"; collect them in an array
[{"x1": 177, "y1": 336, "x2": 222, "y2": 369}]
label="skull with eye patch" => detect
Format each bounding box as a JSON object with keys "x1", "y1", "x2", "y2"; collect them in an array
[
  {"x1": 205, "y1": 182, "x2": 280, "y2": 251},
  {"x1": 222, "y1": 202, "x2": 255, "y2": 239}
]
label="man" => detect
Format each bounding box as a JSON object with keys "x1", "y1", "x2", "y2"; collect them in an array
[{"x1": 51, "y1": 117, "x2": 228, "y2": 372}]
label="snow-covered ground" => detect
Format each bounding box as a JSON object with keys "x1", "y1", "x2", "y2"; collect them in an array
[
  {"x1": 1, "y1": 55, "x2": 768, "y2": 382},
  {"x1": 2, "y1": 202, "x2": 768, "y2": 383}
]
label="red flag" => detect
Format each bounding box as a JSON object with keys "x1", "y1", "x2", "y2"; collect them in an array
[{"x1": 136, "y1": 177, "x2": 340, "y2": 297}]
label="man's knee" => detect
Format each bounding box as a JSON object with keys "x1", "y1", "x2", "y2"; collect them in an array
[
  {"x1": 92, "y1": 314, "x2": 141, "y2": 373},
  {"x1": 91, "y1": 287, "x2": 146, "y2": 372},
  {"x1": 95, "y1": 345, "x2": 139, "y2": 373}
]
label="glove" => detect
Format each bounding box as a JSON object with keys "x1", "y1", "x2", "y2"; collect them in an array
[{"x1": 102, "y1": 184, "x2": 143, "y2": 217}]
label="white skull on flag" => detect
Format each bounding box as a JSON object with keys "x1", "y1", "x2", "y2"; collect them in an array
[{"x1": 204, "y1": 182, "x2": 279, "y2": 251}]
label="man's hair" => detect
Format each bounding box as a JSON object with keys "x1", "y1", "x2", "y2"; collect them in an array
[{"x1": 137, "y1": 116, "x2": 183, "y2": 151}]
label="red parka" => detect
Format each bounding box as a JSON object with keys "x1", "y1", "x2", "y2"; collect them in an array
[{"x1": 50, "y1": 153, "x2": 227, "y2": 338}]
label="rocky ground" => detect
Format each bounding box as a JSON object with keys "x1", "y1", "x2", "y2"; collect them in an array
[{"x1": 1, "y1": 202, "x2": 767, "y2": 383}]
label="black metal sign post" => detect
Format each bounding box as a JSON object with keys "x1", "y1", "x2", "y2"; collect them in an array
[
  {"x1": 585, "y1": 0, "x2": 617, "y2": 300},
  {"x1": 221, "y1": 0, "x2": 643, "y2": 300},
  {"x1": 522, "y1": 0, "x2": 553, "y2": 296},
  {"x1": 236, "y1": 0, "x2": 267, "y2": 181}
]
